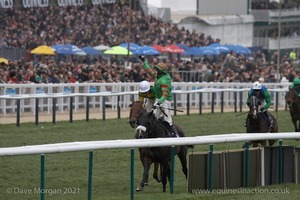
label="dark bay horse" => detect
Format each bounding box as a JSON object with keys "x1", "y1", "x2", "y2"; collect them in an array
[
  {"x1": 286, "y1": 86, "x2": 300, "y2": 132},
  {"x1": 129, "y1": 101, "x2": 162, "y2": 191},
  {"x1": 135, "y1": 109, "x2": 189, "y2": 192},
  {"x1": 129, "y1": 101, "x2": 190, "y2": 192},
  {"x1": 244, "y1": 96, "x2": 278, "y2": 147}
]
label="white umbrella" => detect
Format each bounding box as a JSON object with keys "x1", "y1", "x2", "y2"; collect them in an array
[{"x1": 94, "y1": 44, "x2": 112, "y2": 51}]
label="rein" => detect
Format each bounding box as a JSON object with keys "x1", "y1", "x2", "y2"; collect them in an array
[
  {"x1": 289, "y1": 88, "x2": 299, "y2": 104},
  {"x1": 145, "y1": 110, "x2": 170, "y2": 138}
]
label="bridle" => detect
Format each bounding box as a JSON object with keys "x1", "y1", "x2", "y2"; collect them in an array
[
  {"x1": 135, "y1": 109, "x2": 167, "y2": 139},
  {"x1": 249, "y1": 96, "x2": 259, "y2": 119},
  {"x1": 129, "y1": 101, "x2": 145, "y2": 128},
  {"x1": 287, "y1": 87, "x2": 297, "y2": 105}
]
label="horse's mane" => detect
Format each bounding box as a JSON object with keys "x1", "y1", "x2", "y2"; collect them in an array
[
  {"x1": 138, "y1": 110, "x2": 169, "y2": 138},
  {"x1": 129, "y1": 101, "x2": 145, "y2": 118}
]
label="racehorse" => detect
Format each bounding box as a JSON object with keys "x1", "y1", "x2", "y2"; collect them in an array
[
  {"x1": 129, "y1": 101, "x2": 191, "y2": 192},
  {"x1": 286, "y1": 86, "x2": 300, "y2": 132},
  {"x1": 134, "y1": 109, "x2": 189, "y2": 192},
  {"x1": 129, "y1": 101, "x2": 162, "y2": 190},
  {"x1": 244, "y1": 96, "x2": 278, "y2": 147}
]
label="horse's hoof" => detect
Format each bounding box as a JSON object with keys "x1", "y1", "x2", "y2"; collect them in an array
[
  {"x1": 153, "y1": 176, "x2": 162, "y2": 182},
  {"x1": 136, "y1": 186, "x2": 143, "y2": 192},
  {"x1": 158, "y1": 177, "x2": 162, "y2": 182}
]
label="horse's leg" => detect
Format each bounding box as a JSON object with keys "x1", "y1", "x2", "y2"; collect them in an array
[
  {"x1": 139, "y1": 151, "x2": 149, "y2": 186},
  {"x1": 153, "y1": 162, "x2": 161, "y2": 182},
  {"x1": 268, "y1": 140, "x2": 276, "y2": 146},
  {"x1": 252, "y1": 141, "x2": 259, "y2": 147},
  {"x1": 177, "y1": 146, "x2": 188, "y2": 179},
  {"x1": 136, "y1": 157, "x2": 152, "y2": 192},
  {"x1": 292, "y1": 118, "x2": 298, "y2": 132},
  {"x1": 161, "y1": 160, "x2": 169, "y2": 192},
  {"x1": 261, "y1": 140, "x2": 266, "y2": 147}
]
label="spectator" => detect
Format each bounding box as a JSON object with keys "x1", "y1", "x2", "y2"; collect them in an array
[{"x1": 67, "y1": 71, "x2": 77, "y2": 83}]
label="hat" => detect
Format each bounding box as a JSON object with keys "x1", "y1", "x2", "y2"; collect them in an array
[{"x1": 155, "y1": 63, "x2": 168, "y2": 73}]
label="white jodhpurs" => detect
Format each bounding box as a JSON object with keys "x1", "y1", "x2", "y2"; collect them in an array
[{"x1": 153, "y1": 100, "x2": 173, "y2": 126}]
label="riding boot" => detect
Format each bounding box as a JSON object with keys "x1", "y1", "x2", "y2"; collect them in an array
[{"x1": 163, "y1": 122, "x2": 177, "y2": 137}]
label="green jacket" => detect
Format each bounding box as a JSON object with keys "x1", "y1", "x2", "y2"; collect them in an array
[
  {"x1": 246, "y1": 85, "x2": 271, "y2": 110},
  {"x1": 290, "y1": 77, "x2": 300, "y2": 89},
  {"x1": 143, "y1": 61, "x2": 173, "y2": 104}
]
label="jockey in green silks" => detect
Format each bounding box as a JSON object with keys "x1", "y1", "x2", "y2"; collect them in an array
[{"x1": 138, "y1": 56, "x2": 176, "y2": 137}]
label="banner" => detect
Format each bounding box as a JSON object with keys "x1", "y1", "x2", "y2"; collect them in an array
[
  {"x1": 1, "y1": 0, "x2": 122, "y2": 8},
  {"x1": 22, "y1": 0, "x2": 49, "y2": 8},
  {"x1": 57, "y1": 0, "x2": 84, "y2": 7},
  {"x1": 0, "y1": 0, "x2": 13, "y2": 8},
  {"x1": 91, "y1": 0, "x2": 117, "y2": 5}
]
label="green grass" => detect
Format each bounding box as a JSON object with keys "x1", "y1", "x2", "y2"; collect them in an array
[{"x1": 0, "y1": 111, "x2": 299, "y2": 200}]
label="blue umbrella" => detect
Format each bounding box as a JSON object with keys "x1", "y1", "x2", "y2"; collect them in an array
[
  {"x1": 133, "y1": 45, "x2": 160, "y2": 55},
  {"x1": 182, "y1": 47, "x2": 202, "y2": 56},
  {"x1": 82, "y1": 46, "x2": 101, "y2": 55},
  {"x1": 52, "y1": 44, "x2": 86, "y2": 55},
  {"x1": 235, "y1": 45, "x2": 251, "y2": 55},
  {"x1": 176, "y1": 44, "x2": 190, "y2": 51},
  {"x1": 198, "y1": 46, "x2": 220, "y2": 55},
  {"x1": 225, "y1": 45, "x2": 251, "y2": 55},
  {"x1": 209, "y1": 43, "x2": 230, "y2": 53},
  {"x1": 119, "y1": 43, "x2": 140, "y2": 53}
]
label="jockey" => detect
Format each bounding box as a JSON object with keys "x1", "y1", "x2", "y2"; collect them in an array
[
  {"x1": 138, "y1": 80, "x2": 156, "y2": 112},
  {"x1": 138, "y1": 55, "x2": 176, "y2": 137},
  {"x1": 246, "y1": 81, "x2": 273, "y2": 130},
  {"x1": 289, "y1": 68, "x2": 300, "y2": 89}
]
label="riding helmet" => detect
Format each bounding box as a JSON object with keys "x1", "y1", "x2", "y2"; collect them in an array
[
  {"x1": 139, "y1": 81, "x2": 150, "y2": 93},
  {"x1": 252, "y1": 81, "x2": 262, "y2": 90}
]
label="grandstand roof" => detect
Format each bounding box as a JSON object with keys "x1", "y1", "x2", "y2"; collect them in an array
[{"x1": 172, "y1": 14, "x2": 254, "y2": 25}]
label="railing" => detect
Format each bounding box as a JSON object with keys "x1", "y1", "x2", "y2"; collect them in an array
[
  {"x1": 0, "y1": 87, "x2": 289, "y2": 126},
  {"x1": 0, "y1": 133, "x2": 299, "y2": 200},
  {"x1": 0, "y1": 82, "x2": 290, "y2": 115},
  {"x1": 251, "y1": 8, "x2": 300, "y2": 22}
]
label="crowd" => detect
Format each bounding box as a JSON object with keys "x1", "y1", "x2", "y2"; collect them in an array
[{"x1": 0, "y1": 3, "x2": 299, "y2": 85}]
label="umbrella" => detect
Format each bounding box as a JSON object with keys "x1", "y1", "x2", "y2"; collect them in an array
[
  {"x1": 198, "y1": 46, "x2": 220, "y2": 55},
  {"x1": 176, "y1": 44, "x2": 190, "y2": 51},
  {"x1": 119, "y1": 43, "x2": 140, "y2": 52},
  {"x1": 235, "y1": 45, "x2": 252, "y2": 55},
  {"x1": 133, "y1": 45, "x2": 160, "y2": 55},
  {"x1": 52, "y1": 44, "x2": 67, "y2": 54},
  {"x1": 225, "y1": 45, "x2": 251, "y2": 55},
  {"x1": 52, "y1": 44, "x2": 86, "y2": 56},
  {"x1": 82, "y1": 46, "x2": 101, "y2": 55},
  {"x1": 94, "y1": 44, "x2": 112, "y2": 51},
  {"x1": 104, "y1": 46, "x2": 133, "y2": 55},
  {"x1": 30, "y1": 45, "x2": 55, "y2": 55},
  {"x1": 182, "y1": 47, "x2": 202, "y2": 56},
  {"x1": 164, "y1": 44, "x2": 184, "y2": 54},
  {"x1": 209, "y1": 43, "x2": 230, "y2": 53},
  {"x1": 152, "y1": 44, "x2": 166, "y2": 52},
  {"x1": 0, "y1": 57, "x2": 9, "y2": 65}
]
